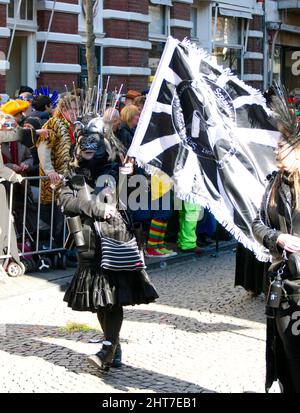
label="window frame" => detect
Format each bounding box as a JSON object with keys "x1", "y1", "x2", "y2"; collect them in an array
[
  {"x1": 79, "y1": 44, "x2": 102, "y2": 88},
  {"x1": 7, "y1": 0, "x2": 37, "y2": 30},
  {"x1": 149, "y1": 4, "x2": 170, "y2": 42},
  {"x1": 211, "y1": 6, "x2": 245, "y2": 78}
]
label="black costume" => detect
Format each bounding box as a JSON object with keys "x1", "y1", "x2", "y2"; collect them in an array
[
  {"x1": 234, "y1": 243, "x2": 268, "y2": 296},
  {"x1": 117, "y1": 123, "x2": 135, "y2": 150},
  {"x1": 252, "y1": 171, "x2": 300, "y2": 393},
  {"x1": 60, "y1": 172, "x2": 158, "y2": 311},
  {"x1": 59, "y1": 129, "x2": 158, "y2": 369}
]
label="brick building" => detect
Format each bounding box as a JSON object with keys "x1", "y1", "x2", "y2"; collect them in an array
[
  {"x1": 265, "y1": 0, "x2": 300, "y2": 95},
  {"x1": 0, "y1": 1, "x2": 300, "y2": 96}
]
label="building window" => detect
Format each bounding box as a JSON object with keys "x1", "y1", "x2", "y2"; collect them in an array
[
  {"x1": 211, "y1": 8, "x2": 243, "y2": 76},
  {"x1": 148, "y1": 42, "x2": 165, "y2": 78},
  {"x1": 191, "y1": 8, "x2": 198, "y2": 39},
  {"x1": 149, "y1": 4, "x2": 170, "y2": 85},
  {"x1": 79, "y1": 45, "x2": 102, "y2": 88},
  {"x1": 212, "y1": 47, "x2": 241, "y2": 75},
  {"x1": 8, "y1": 0, "x2": 34, "y2": 21},
  {"x1": 212, "y1": 14, "x2": 241, "y2": 45},
  {"x1": 8, "y1": 0, "x2": 14, "y2": 18},
  {"x1": 149, "y1": 5, "x2": 167, "y2": 37}
]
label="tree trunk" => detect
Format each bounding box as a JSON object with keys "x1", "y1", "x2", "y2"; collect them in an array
[{"x1": 84, "y1": 0, "x2": 96, "y2": 89}]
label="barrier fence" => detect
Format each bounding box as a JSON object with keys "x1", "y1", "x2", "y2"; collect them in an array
[{"x1": 0, "y1": 175, "x2": 68, "y2": 274}]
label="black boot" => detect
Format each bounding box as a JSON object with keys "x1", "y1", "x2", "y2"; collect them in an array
[
  {"x1": 111, "y1": 343, "x2": 122, "y2": 368},
  {"x1": 87, "y1": 341, "x2": 116, "y2": 372}
]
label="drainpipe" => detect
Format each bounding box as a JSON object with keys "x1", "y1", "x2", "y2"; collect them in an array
[
  {"x1": 212, "y1": 4, "x2": 218, "y2": 50},
  {"x1": 262, "y1": 1, "x2": 268, "y2": 90},
  {"x1": 269, "y1": 22, "x2": 281, "y2": 86}
]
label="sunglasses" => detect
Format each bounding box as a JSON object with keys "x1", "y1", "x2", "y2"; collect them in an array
[
  {"x1": 1, "y1": 121, "x2": 16, "y2": 128},
  {"x1": 18, "y1": 96, "x2": 33, "y2": 102}
]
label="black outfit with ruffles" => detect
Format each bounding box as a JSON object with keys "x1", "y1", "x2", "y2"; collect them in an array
[
  {"x1": 252, "y1": 171, "x2": 300, "y2": 393},
  {"x1": 234, "y1": 243, "x2": 268, "y2": 296},
  {"x1": 59, "y1": 158, "x2": 158, "y2": 344}
]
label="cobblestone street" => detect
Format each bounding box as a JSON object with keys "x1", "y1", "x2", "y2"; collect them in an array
[{"x1": 0, "y1": 249, "x2": 267, "y2": 393}]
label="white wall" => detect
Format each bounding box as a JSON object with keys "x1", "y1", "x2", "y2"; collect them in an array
[{"x1": 197, "y1": 0, "x2": 256, "y2": 10}]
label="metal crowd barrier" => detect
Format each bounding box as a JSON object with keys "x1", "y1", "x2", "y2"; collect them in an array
[{"x1": 0, "y1": 175, "x2": 68, "y2": 274}]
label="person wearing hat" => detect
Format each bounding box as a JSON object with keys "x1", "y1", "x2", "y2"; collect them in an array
[
  {"x1": 18, "y1": 92, "x2": 34, "y2": 117},
  {"x1": 1, "y1": 99, "x2": 30, "y2": 125},
  {"x1": 124, "y1": 90, "x2": 141, "y2": 107},
  {"x1": 18, "y1": 85, "x2": 34, "y2": 95},
  {"x1": 0, "y1": 113, "x2": 25, "y2": 279},
  {"x1": 0, "y1": 112, "x2": 23, "y2": 182},
  {"x1": 0, "y1": 100, "x2": 47, "y2": 176},
  {"x1": 0, "y1": 100, "x2": 34, "y2": 176},
  {"x1": 252, "y1": 87, "x2": 300, "y2": 393},
  {"x1": 1, "y1": 104, "x2": 40, "y2": 237}
]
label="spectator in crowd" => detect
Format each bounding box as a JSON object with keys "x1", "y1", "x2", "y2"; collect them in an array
[
  {"x1": 117, "y1": 104, "x2": 140, "y2": 150},
  {"x1": 32, "y1": 95, "x2": 53, "y2": 125},
  {"x1": 196, "y1": 208, "x2": 216, "y2": 246},
  {"x1": 0, "y1": 99, "x2": 34, "y2": 176},
  {"x1": 0, "y1": 102, "x2": 41, "y2": 236},
  {"x1": 131, "y1": 171, "x2": 177, "y2": 258},
  {"x1": 124, "y1": 90, "x2": 141, "y2": 107},
  {"x1": 103, "y1": 107, "x2": 126, "y2": 164},
  {"x1": 0, "y1": 112, "x2": 24, "y2": 278},
  {"x1": 1, "y1": 99, "x2": 30, "y2": 126},
  {"x1": 36, "y1": 94, "x2": 77, "y2": 247},
  {"x1": 141, "y1": 88, "x2": 149, "y2": 97},
  {"x1": 177, "y1": 201, "x2": 203, "y2": 254},
  {"x1": 145, "y1": 204, "x2": 177, "y2": 257},
  {"x1": 18, "y1": 85, "x2": 33, "y2": 95},
  {"x1": 18, "y1": 92, "x2": 34, "y2": 117},
  {"x1": 133, "y1": 95, "x2": 146, "y2": 114},
  {"x1": 22, "y1": 116, "x2": 42, "y2": 180},
  {"x1": 103, "y1": 107, "x2": 121, "y2": 135}
]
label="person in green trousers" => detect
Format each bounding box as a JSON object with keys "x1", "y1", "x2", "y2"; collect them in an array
[{"x1": 177, "y1": 201, "x2": 203, "y2": 253}]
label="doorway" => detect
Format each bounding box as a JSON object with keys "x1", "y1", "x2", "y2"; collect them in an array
[{"x1": 6, "y1": 33, "x2": 29, "y2": 97}]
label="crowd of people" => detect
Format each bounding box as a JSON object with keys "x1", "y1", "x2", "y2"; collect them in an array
[
  {"x1": 4, "y1": 81, "x2": 300, "y2": 393},
  {"x1": 0, "y1": 82, "x2": 225, "y2": 376},
  {"x1": 0, "y1": 85, "x2": 218, "y2": 272}
]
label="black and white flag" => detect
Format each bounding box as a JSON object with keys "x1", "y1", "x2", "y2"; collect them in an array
[{"x1": 128, "y1": 37, "x2": 281, "y2": 261}]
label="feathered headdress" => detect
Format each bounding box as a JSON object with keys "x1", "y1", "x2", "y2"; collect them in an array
[
  {"x1": 270, "y1": 82, "x2": 300, "y2": 148},
  {"x1": 34, "y1": 86, "x2": 59, "y2": 108}
]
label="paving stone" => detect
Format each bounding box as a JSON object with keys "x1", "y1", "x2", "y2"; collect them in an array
[{"x1": 0, "y1": 250, "x2": 266, "y2": 393}]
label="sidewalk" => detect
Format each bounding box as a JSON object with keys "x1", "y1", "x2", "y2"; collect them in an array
[
  {"x1": 0, "y1": 241, "x2": 268, "y2": 394},
  {"x1": 145, "y1": 239, "x2": 236, "y2": 270},
  {"x1": 0, "y1": 239, "x2": 236, "y2": 300}
]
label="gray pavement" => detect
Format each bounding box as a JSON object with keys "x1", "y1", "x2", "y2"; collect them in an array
[{"x1": 0, "y1": 246, "x2": 267, "y2": 393}]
